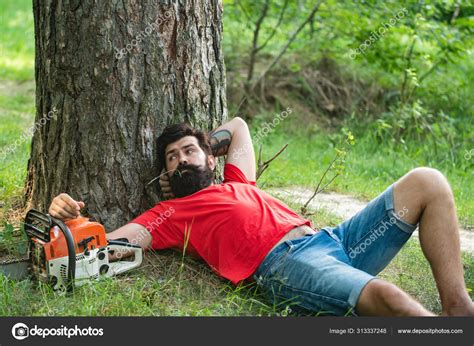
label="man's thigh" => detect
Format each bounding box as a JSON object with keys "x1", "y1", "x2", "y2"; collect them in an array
[
  {"x1": 255, "y1": 232, "x2": 375, "y2": 316},
  {"x1": 321, "y1": 184, "x2": 418, "y2": 275}
]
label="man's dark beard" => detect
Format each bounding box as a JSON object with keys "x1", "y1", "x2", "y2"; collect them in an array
[{"x1": 169, "y1": 163, "x2": 214, "y2": 198}]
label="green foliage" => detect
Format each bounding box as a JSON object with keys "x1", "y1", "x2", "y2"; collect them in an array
[
  {"x1": 370, "y1": 100, "x2": 467, "y2": 168},
  {"x1": 223, "y1": 0, "x2": 473, "y2": 226},
  {"x1": 300, "y1": 128, "x2": 355, "y2": 216},
  {"x1": 224, "y1": 0, "x2": 474, "y2": 119}
]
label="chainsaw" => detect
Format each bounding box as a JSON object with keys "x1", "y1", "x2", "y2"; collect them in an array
[{"x1": 6, "y1": 209, "x2": 143, "y2": 292}]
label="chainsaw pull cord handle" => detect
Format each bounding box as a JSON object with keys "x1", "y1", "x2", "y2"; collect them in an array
[{"x1": 50, "y1": 217, "x2": 76, "y2": 293}]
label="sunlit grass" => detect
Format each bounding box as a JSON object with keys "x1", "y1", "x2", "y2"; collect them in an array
[
  {"x1": 257, "y1": 120, "x2": 474, "y2": 227},
  {"x1": 0, "y1": 0, "x2": 35, "y2": 81},
  {"x1": 0, "y1": 85, "x2": 35, "y2": 209}
]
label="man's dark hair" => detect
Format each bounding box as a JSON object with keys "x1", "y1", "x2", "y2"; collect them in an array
[{"x1": 157, "y1": 122, "x2": 212, "y2": 171}]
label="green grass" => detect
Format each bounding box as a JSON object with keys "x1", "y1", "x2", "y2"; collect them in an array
[
  {"x1": 0, "y1": 82, "x2": 35, "y2": 211},
  {"x1": 0, "y1": 0, "x2": 34, "y2": 81},
  {"x1": 0, "y1": 254, "x2": 277, "y2": 316},
  {"x1": 255, "y1": 120, "x2": 474, "y2": 227},
  {"x1": 0, "y1": 0, "x2": 35, "y2": 211}
]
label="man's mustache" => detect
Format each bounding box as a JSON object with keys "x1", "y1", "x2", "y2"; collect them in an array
[{"x1": 172, "y1": 164, "x2": 202, "y2": 177}]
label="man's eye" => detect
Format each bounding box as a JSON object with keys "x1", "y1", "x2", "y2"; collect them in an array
[
  {"x1": 186, "y1": 149, "x2": 194, "y2": 154},
  {"x1": 168, "y1": 155, "x2": 176, "y2": 161}
]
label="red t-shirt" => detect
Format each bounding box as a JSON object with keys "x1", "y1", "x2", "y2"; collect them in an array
[{"x1": 130, "y1": 163, "x2": 312, "y2": 284}]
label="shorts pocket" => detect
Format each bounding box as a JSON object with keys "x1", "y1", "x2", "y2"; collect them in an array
[
  {"x1": 265, "y1": 243, "x2": 295, "y2": 277},
  {"x1": 258, "y1": 237, "x2": 309, "y2": 282}
]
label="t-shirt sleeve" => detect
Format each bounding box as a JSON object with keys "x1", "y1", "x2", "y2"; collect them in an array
[
  {"x1": 128, "y1": 204, "x2": 172, "y2": 249},
  {"x1": 223, "y1": 163, "x2": 256, "y2": 186}
]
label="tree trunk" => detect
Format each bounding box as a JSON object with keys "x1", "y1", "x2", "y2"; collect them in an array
[{"x1": 26, "y1": 0, "x2": 227, "y2": 230}]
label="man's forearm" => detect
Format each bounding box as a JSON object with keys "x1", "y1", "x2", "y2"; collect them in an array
[{"x1": 106, "y1": 223, "x2": 151, "y2": 260}]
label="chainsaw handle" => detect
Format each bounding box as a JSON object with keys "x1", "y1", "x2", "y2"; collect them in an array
[
  {"x1": 24, "y1": 209, "x2": 76, "y2": 292},
  {"x1": 107, "y1": 242, "x2": 143, "y2": 276},
  {"x1": 52, "y1": 217, "x2": 76, "y2": 292}
]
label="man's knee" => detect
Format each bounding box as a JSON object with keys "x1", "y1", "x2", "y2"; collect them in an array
[
  {"x1": 357, "y1": 279, "x2": 411, "y2": 316},
  {"x1": 405, "y1": 167, "x2": 453, "y2": 206}
]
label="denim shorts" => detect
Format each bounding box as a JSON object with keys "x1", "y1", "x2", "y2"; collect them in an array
[{"x1": 253, "y1": 184, "x2": 418, "y2": 316}]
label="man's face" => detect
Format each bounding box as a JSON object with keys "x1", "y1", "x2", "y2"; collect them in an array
[{"x1": 164, "y1": 136, "x2": 216, "y2": 198}]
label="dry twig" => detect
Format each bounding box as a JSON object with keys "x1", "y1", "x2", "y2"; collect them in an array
[{"x1": 256, "y1": 143, "x2": 289, "y2": 180}]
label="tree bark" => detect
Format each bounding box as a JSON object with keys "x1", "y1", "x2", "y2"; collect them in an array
[{"x1": 26, "y1": 0, "x2": 227, "y2": 230}]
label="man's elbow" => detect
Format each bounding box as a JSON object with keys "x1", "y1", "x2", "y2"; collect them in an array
[
  {"x1": 232, "y1": 116, "x2": 249, "y2": 131},
  {"x1": 136, "y1": 230, "x2": 152, "y2": 249}
]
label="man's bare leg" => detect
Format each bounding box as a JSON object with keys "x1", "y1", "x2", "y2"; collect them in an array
[
  {"x1": 357, "y1": 279, "x2": 435, "y2": 316},
  {"x1": 356, "y1": 167, "x2": 473, "y2": 316},
  {"x1": 390, "y1": 167, "x2": 474, "y2": 315}
]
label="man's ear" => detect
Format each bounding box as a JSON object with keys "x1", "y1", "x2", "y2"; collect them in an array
[{"x1": 208, "y1": 155, "x2": 216, "y2": 171}]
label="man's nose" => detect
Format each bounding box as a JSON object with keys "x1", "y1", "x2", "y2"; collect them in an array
[{"x1": 178, "y1": 154, "x2": 188, "y2": 165}]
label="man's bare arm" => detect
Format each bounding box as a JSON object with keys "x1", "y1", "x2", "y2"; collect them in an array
[
  {"x1": 209, "y1": 117, "x2": 256, "y2": 181},
  {"x1": 106, "y1": 223, "x2": 152, "y2": 259},
  {"x1": 106, "y1": 223, "x2": 151, "y2": 248}
]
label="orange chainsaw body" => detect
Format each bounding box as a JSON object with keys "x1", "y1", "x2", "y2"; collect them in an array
[{"x1": 31, "y1": 217, "x2": 107, "y2": 261}]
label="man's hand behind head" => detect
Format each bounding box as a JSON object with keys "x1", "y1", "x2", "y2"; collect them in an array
[
  {"x1": 48, "y1": 193, "x2": 85, "y2": 221},
  {"x1": 159, "y1": 169, "x2": 175, "y2": 200}
]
